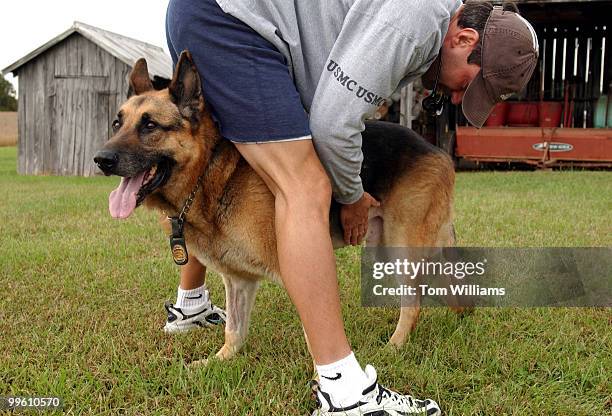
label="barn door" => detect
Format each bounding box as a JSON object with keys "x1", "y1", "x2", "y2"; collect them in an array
[{"x1": 50, "y1": 76, "x2": 110, "y2": 176}]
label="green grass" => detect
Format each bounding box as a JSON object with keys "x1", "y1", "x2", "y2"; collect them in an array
[{"x1": 0, "y1": 146, "x2": 610, "y2": 415}]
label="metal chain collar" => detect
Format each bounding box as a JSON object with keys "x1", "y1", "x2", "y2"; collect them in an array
[{"x1": 177, "y1": 173, "x2": 205, "y2": 224}]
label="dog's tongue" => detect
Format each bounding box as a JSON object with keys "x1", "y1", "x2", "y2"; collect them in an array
[{"x1": 109, "y1": 171, "x2": 147, "y2": 219}]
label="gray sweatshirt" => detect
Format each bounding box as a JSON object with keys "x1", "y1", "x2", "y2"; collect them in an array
[{"x1": 215, "y1": 0, "x2": 462, "y2": 204}]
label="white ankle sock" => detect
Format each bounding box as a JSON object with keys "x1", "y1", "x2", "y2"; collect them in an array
[
  {"x1": 176, "y1": 285, "x2": 209, "y2": 312},
  {"x1": 316, "y1": 352, "x2": 369, "y2": 407}
]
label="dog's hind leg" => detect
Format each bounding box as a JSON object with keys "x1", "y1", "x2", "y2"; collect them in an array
[
  {"x1": 389, "y1": 247, "x2": 422, "y2": 348},
  {"x1": 215, "y1": 275, "x2": 260, "y2": 361},
  {"x1": 365, "y1": 208, "x2": 422, "y2": 348},
  {"x1": 438, "y1": 224, "x2": 474, "y2": 316},
  {"x1": 382, "y1": 153, "x2": 455, "y2": 347},
  {"x1": 389, "y1": 303, "x2": 421, "y2": 348}
]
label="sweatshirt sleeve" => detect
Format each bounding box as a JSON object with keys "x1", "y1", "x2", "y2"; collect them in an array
[{"x1": 310, "y1": 8, "x2": 424, "y2": 205}]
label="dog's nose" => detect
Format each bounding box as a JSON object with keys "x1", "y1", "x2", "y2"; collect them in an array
[{"x1": 94, "y1": 150, "x2": 118, "y2": 174}]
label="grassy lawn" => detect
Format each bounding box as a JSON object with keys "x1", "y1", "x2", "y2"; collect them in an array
[{"x1": 0, "y1": 146, "x2": 610, "y2": 415}]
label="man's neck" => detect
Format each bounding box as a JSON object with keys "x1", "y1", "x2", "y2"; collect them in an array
[{"x1": 422, "y1": 6, "x2": 462, "y2": 90}]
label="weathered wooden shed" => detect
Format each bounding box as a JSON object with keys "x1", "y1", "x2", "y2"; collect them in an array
[{"x1": 2, "y1": 21, "x2": 172, "y2": 176}]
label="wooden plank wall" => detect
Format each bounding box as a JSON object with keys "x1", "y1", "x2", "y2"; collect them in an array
[
  {"x1": 17, "y1": 52, "x2": 48, "y2": 175},
  {"x1": 17, "y1": 33, "x2": 132, "y2": 176},
  {"x1": 17, "y1": 68, "x2": 27, "y2": 174}
]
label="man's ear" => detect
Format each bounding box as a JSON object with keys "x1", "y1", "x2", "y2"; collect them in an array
[
  {"x1": 128, "y1": 58, "x2": 154, "y2": 98},
  {"x1": 169, "y1": 50, "x2": 203, "y2": 120},
  {"x1": 456, "y1": 28, "x2": 480, "y2": 48}
]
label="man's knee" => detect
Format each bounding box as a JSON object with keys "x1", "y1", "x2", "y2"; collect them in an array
[
  {"x1": 306, "y1": 171, "x2": 333, "y2": 207},
  {"x1": 279, "y1": 167, "x2": 332, "y2": 215},
  {"x1": 235, "y1": 140, "x2": 332, "y2": 213}
]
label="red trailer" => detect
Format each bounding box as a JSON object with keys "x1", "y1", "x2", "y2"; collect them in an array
[{"x1": 456, "y1": 127, "x2": 612, "y2": 168}]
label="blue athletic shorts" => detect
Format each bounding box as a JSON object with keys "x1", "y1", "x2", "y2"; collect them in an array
[{"x1": 165, "y1": 0, "x2": 312, "y2": 143}]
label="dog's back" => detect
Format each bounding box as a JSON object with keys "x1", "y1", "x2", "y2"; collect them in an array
[{"x1": 330, "y1": 121, "x2": 455, "y2": 247}]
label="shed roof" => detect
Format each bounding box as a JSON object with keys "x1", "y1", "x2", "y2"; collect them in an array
[{"x1": 2, "y1": 21, "x2": 172, "y2": 79}]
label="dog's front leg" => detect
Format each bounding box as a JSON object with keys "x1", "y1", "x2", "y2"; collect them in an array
[{"x1": 216, "y1": 275, "x2": 260, "y2": 361}]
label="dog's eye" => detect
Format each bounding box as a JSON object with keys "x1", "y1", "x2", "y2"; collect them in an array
[
  {"x1": 144, "y1": 121, "x2": 157, "y2": 131},
  {"x1": 112, "y1": 120, "x2": 121, "y2": 132}
]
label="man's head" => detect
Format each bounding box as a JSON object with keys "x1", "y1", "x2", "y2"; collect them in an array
[{"x1": 438, "y1": 1, "x2": 539, "y2": 127}]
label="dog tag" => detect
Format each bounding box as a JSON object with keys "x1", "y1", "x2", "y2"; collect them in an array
[{"x1": 168, "y1": 217, "x2": 189, "y2": 266}]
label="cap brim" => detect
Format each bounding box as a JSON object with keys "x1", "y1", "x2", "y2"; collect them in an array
[{"x1": 462, "y1": 71, "x2": 498, "y2": 128}]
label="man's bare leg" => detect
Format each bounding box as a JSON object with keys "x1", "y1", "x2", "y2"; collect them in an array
[
  {"x1": 212, "y1": 140, "x2": 440, "y2": 415},
  {"x1": 179, "y1": 257, "x2": 206, "y2": 290},
  {"x1": 234, "y1": 140, "x2": 351, "y2": 364}
]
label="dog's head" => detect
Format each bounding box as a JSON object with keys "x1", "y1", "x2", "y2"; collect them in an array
[{"x1": 94, "y1": 51, "x2": 216, "y2": 219}]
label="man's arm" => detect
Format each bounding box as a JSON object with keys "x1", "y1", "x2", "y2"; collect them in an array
[{"x1": 310, "y1": 8, "x2": 425, "y2": 205}]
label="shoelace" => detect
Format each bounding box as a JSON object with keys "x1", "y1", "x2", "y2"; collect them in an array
[{"x1": 376, "y1": 385, "x2": 415, "y2": 408}]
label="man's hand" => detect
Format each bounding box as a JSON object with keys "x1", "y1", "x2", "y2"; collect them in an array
[{"x1": 340, "y1": 192, "x2": 380, "y2": 246}]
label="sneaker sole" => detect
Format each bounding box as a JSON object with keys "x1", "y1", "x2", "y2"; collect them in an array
[{"x1": 163, "y1": 320, "x2": 212, "y2": 334}]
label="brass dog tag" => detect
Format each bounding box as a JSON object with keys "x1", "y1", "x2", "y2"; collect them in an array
[{"x1": 169, "y1": 217, "x2": 188, "y2": 266}]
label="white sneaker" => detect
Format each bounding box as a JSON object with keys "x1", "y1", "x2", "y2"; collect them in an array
[
  {"x1": 311, "y1": 365, "x2": 441, "y2": 416},
  {"x1": 163, "y1": 301, "x2": 226, "y2": 333}
]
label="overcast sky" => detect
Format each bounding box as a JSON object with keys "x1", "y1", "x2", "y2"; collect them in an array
[{"x1": 1, "y1": 0, "x2": 170, "y2": 92}]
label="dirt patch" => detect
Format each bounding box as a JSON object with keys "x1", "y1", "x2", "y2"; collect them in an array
[{"x1": 0, "y1": 112, "x2": 17, "y2": 146}]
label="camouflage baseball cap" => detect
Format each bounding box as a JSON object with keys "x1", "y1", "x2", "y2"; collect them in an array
[{"x1": 463, "y1": 7, "x2": 539, "y2": 128}]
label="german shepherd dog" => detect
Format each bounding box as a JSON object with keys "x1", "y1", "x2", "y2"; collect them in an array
[{"x1": 94, "y1": 51, "x2": 460, "y2": 363}]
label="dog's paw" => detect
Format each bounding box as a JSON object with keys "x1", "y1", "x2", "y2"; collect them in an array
[
  {"x1": 187, "y1": 358, "x2": 210, "y2": 368},
  {"x1": 186, "y1": 344, "x2": 238, "y2": 369},
  {"x1": 187, "y1": 352, "x2": 228, "y2": 368},
  {"x1": 387, "y1": 333, "x2": 409, "y2": 349},
  {"x1": 215, "y1": 344, "x2": 238, "y2": 361}
]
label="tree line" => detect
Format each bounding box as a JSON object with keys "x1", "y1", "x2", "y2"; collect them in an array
[{"x1": 0, "y1": 74, "x2": 17, "y2": 111}]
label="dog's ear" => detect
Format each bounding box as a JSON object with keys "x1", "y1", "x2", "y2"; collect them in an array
[
  {"x1": 129, "y1": 58, "x2": 154, "y2": 97},
  {"x1": 169, "y1": 50, "x2": 202, "y2": 120}
]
